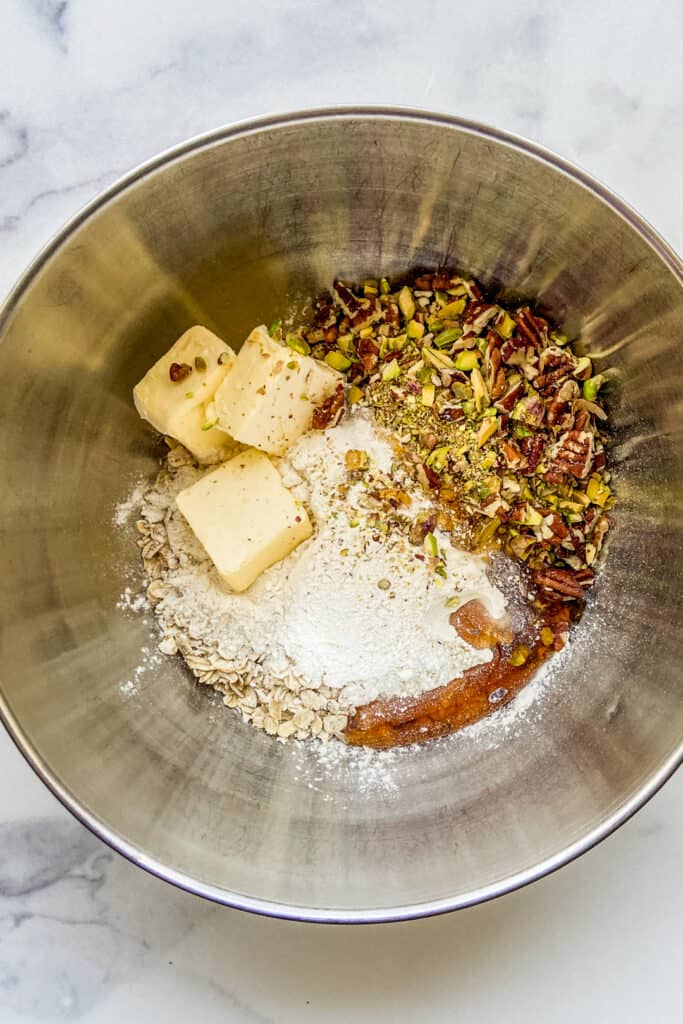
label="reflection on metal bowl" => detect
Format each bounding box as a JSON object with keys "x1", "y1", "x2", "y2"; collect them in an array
[{"x1": 0, "y1": 108, "x2": 681, "y2": 922}]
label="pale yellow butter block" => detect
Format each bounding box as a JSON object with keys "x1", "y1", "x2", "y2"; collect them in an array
[
  {"x1": 133, "y1": 325, "x2": 236, "y2": 463},
  {"x1": 176, "y1": 448, "x2": 312, "y2": 592},
  {"x1": 213, "y1": 325, "x2": 341, "y2": 456}
]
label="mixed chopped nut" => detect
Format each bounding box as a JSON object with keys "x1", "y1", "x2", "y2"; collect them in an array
[{"x1": 276, "y1": 271, "x2": 613, "y2": 610}]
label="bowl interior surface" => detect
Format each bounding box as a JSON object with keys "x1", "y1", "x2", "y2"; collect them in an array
[{"x1": 0, "y1": 111, "x2": 681, "y2": 921}]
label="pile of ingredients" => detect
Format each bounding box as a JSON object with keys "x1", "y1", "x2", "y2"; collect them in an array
[{"x1": 126, "y1": 271, "x2": 613, "y2": 748}]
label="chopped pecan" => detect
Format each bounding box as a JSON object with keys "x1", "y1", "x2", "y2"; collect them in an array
[
  {"x1": 590, "y1": 514, "x2": 610, "y2": 553},
  {"x1": 357, "y1": 336, "x2": 379, "y2": 373},
  {"x1": 547, "y1": 379, "x2": 579, "y2": 430},
  {"x1": 333, "y1": 281, "x2": 364, "y2": 318},
  {"x1": 538, "y1": 345, "x2": 575, "y2": 376},
  {"x1": 500, "y1": 334, "x2": 535, "y2": 365},
  {"x1": 312, "y1": 384, "x2": 345, "y2": 429},
  {"x1": 413, "y1": 274, "x2": 433, "y2": 290},
  {"x1": 432, "y1": 271, "x2": 452, "y2": 290},
  {"x1": 533, "y1": 566, "x2": 594, "y2": 600},
  {"x1": 494, "y1": 380, "x2": 524, "y2": 412},
  {"x1": 465, "y1": 302, "x2": 498, "y2": 334},
  {"x1": 540, "y1": 512, "x2": 570, "y2": 542},
  {"x1": 573, "y1": 408, "x2": 591, "y2": 433},
  {"x1": 535, "y1": 366, "x2": 572, "y2": 394},
  {"x1": 438, "y1": 405, "x2": 465, "y2": 423},
  {"x1": 518, "y1": 434, "x2": 545, "y2": 473},
  {"x1": 352, "y1": 301, "x2": 382, "y2": 329},
  {"x1": 500, "y1": 440, "x2": 525, "y2": 470},
  {"x1": 485, "y1": 346, "x2": 507, "y2": 400},
  {"x1": 515, "y1": 306, "x2": 548, "y2": 348},
  {"x1": 550, "y1": 429, "x2": 594, "y2": 479},
  {"x1": 313, "y1": 295, "x2": 336, "y2": 327},
  {"x1": 384, "y1": 302, "x2": 401, "y2": 328}
]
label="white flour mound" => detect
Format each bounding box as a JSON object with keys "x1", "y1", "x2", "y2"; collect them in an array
[
  {"x1": 280, "y1": 415, "x2": 505, "y2": 704},
  {"x1": 142, "y1": 411, "x2": 505, "y2": 707}
]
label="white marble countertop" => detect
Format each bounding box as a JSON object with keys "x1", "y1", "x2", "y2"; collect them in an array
[{"x1": 1, "y1": 1, "x2": 681, "y2": 1020}]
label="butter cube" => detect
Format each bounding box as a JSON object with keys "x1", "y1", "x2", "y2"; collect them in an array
[
  {"x1": 134, "y1": 325, "x2": 236, "y2": 463},
  {"x1": 176, "y1": 448, "x2": 312, "y2": 592},
  {"x1": 213, "y1": 325, "x2": 341, "y2": 456}
]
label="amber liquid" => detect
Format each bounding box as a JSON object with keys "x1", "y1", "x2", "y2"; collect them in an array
[{"x1": 344, "y1": 602, "x2": 572, "y2": 749}]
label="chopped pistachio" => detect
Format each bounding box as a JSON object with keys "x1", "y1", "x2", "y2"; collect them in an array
[
  {"x1": 550, "y1": 331, "x2": 569, "y2": 346},
  {"x1": 421, "y1": 383, "x2": 436, "y2": 406},
  {"x1": 498, "y1": 312, "x2": 516, "y2": 338},
  {"x1": 477, "y1": 518, "x2": 500, "y2": 546},
  {"x1": 398, "y1": 286, "x2": 416, "y2": 321},
  {"x1": 268, "y1": 319, "x2": 282, "y2": 338},
  {"x1": 574, "y1": 355, "x2": 592, "y2": 378},
  {"x1": 586, "y1": 476, "x2": 611, "y2": 506},
  {"x1": 185, "y1": 391, "x2": 194, "y2": 399},
  {"x1": 380, "y1": 276, "x2": 391, "y2": 295},
  {"x1": 286, "y1": 335, "x2": 311, "y2": 355},
  {"x1": 540, "y1": 627, "x2": 554, "y2": 647},
  {"x1": 337, "y1": 333, "x2": 355, "y2": 354},
  {"x1": 286, "y1": 360, "x2": 298, "y2": 370},
  {"x1": 439, "y1": 298, "x2": 467, "y2": 318},
  {"x1": 583, "y1": 375, "x2": 604, "y2": 401},
  {"x1": 471, "y1": 367, "x2": 489, "y2": 411},
  {"x1": 201, "y1": 419, "x2": 219, "y2": 432},
  {"x1": 454, "y1": 350, "x2": 480, "y2": 372},
  {"x1": 325, "y1": 350, "x2": 352, "y2": 371},
  {"x1": 348, "y1": 385, "x2": 364, "y2": 405},
  {"x1": 434, "y1": 326, "x2": 463, "y2": 348},
  {"x1": 523, "y1": 505, "x2": 544, "y2": 527},
  {"x1": 407, "y1": 319, "x2": 425, "y2": 340},
  {"x1": 363, "y1": 278, "x2": 379, "y2": 297},
  {"x1": 422, "y1": 347, "x2": 454, "y2": 369},
  {"x1": 381, "y1": 358, "x2": 401, "y2": 381},
  {"x1": 423, "y1": 532, "x2": 439, "y2": 557},
  {"x1": 476, "y1": 416, "x2": 499, "y2": 447},
  {"x1": 425, "y1": 445, "x2": 450, "y2": 471},
  {"x1": 194, "y1": 355, "x2": 207, "y2": 371},
  {"x1": 345, "y1": 449, "x2": 369, "y2": 472}
]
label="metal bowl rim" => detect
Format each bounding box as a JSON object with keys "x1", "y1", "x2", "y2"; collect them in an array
[{"x1": 1, "y1": 105, "x2": 681, "y2": 924}]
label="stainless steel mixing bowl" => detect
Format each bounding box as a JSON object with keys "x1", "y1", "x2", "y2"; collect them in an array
[{"x1": 1, "y1": 108, "x2": 681, "y2": 923}]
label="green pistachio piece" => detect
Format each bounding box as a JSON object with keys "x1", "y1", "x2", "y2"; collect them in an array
[
  {"x1": 325, "y1": 350, "x2": 352, "y2": 371},
  {"x1": 407, "y1": 319, "x2": 425, "y2": 340},
  {"x1": 583, "y1": 375, "x2": 604, "y2": 401},
  {"x1": 286, "y1": 335, "x2": 311, "y2": 355},
  {"x1": 398, "y1": 286, "x2": 416, "y2": 321},
  {"x1": 454, "y1": 350, "x2": 480, "y2": 372},
  {"x1": 498, "y1": 312, "x2": 517, "y2": 338},
  {"x1": 421, "y1": 383, "x2": 435, "y2": 406},
  {"x1": 423, "y1": 532, "x2": 439, "y2": 557},
  {"x1": 439, "y1": 298, "x2": 467, "y2": 318},
  {"x1": 381, "y1": 358, "x2": 401, "y2": 381},
  {"x1": 434, "y1": 327, "x2": 463, "y2": 349}
]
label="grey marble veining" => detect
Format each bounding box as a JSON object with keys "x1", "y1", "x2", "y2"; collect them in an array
[{"x1": 0, "y1": 0, "x2": 681, "y2": 1020}]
